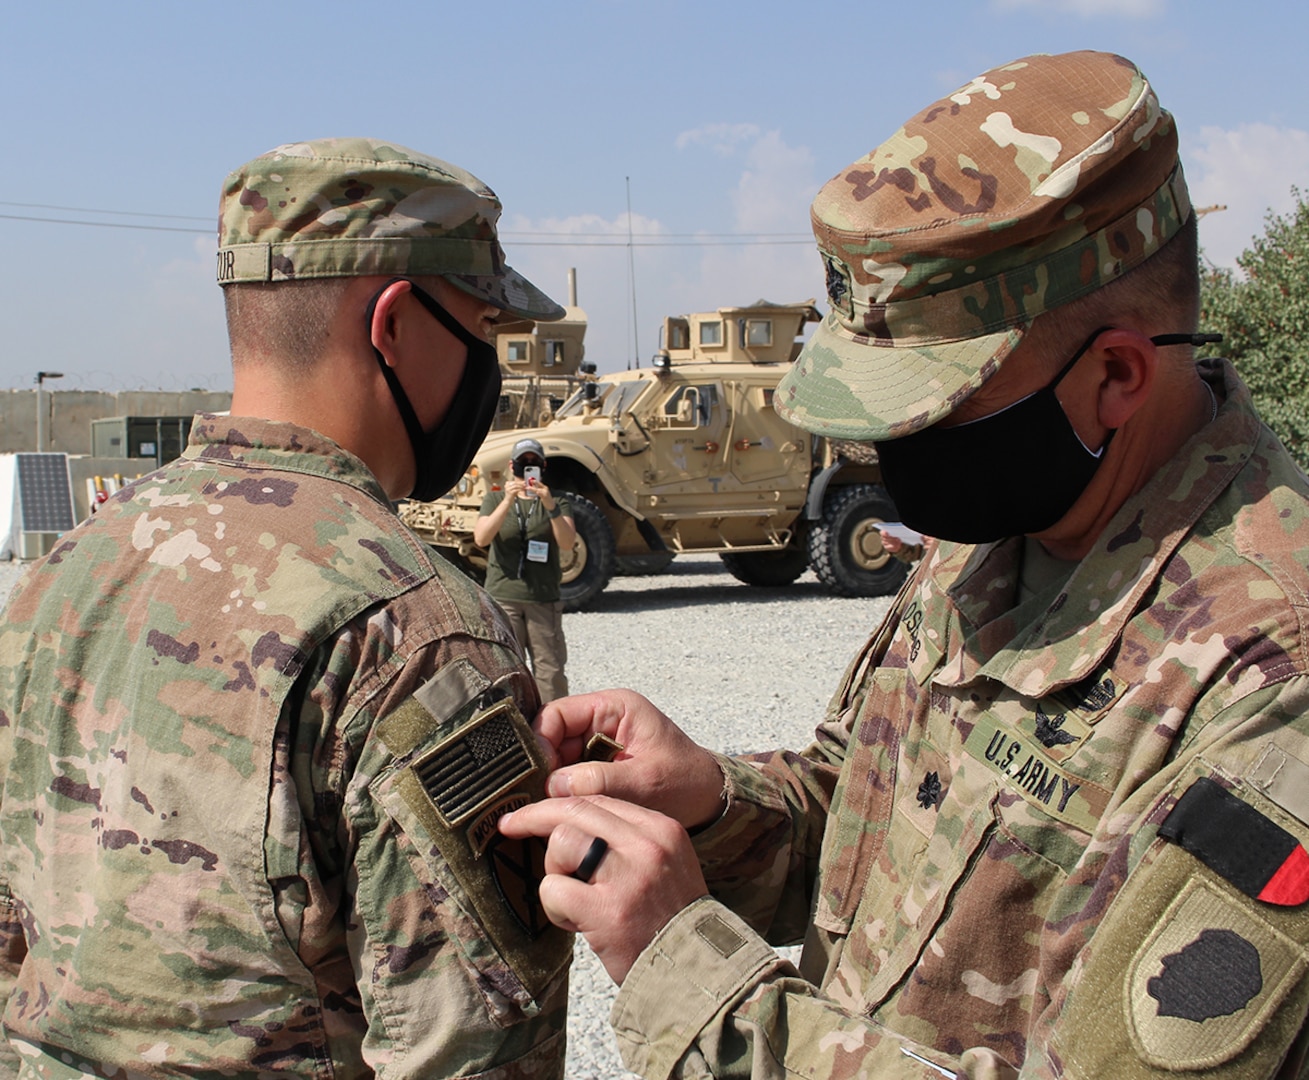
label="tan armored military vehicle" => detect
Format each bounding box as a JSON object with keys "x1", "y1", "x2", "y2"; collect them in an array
[
  {"x1": 492, "y1": 268, "x2": 596, "y2": 430},
  {"x1": 402, "y1": 300, "x2": 908, "y2": 610}
]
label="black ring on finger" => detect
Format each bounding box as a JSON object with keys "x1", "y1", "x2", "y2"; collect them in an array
[{"x1": 571, "y1": 836, "x2": 608, "y2": 882}]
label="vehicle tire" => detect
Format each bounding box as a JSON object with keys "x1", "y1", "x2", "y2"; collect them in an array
[
  {"x1": 558, "y1": 492, "x2": 617, "y2": 611},
  {"x1": 719, "y1": 542, "x2": 808, "y2": 587},
  {"x1": 615, "y1": 551, "x2": 676, "y2": 576},
  {"x1": 808, "y1": 484, "x2": 909, "y2": 598}
]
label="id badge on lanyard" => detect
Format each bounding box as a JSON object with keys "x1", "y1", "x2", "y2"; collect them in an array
[{"x1": 515, "y1": 501, "x2": 550, "y2": 576}]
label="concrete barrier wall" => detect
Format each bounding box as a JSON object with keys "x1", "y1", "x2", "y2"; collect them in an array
[{"x1": 0, "y1": 389, "x2": 232, "y2": 455}]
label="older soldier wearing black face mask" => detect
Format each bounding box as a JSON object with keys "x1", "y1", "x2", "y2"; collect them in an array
[{"x1": 500, "y1": 52, "x2": 1309, "y2": 1080}]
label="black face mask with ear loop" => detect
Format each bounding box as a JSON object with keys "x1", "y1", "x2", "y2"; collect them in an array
[
  {"x1": 873, "y1": 328, "x2": 1223, "y2": 544},
  {"x1": 365, "y1": 277, "x2": 503, "y2": 501}
]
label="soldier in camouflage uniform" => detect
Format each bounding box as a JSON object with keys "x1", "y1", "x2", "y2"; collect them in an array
[
  {"x1": 0, "y1": 139, "x2": 577, "y2": 1077},
  {"x1": 500, "y1": 52, "x2": 1309, "y2": 1078}
]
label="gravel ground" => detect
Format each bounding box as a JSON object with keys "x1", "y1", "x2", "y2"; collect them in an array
[{"x1": 0, "y1": 553, "x2": 892, "y2": 1079}]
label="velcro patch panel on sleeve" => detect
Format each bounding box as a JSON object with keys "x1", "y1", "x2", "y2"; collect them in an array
[
  {"x1": 377, "y1": 682, "x2": 572, "y2": 1000},
  {"x1": 1160, "y1": 777, "x2": 1309, "y2": 906}
]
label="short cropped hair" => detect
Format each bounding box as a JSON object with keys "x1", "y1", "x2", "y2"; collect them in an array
[
  {"x1": 224, "y1": 275, "x2": 466, "y2": 373},
  {"x1": 224, "y1": 278, "x2": 351, "y2": 373}
]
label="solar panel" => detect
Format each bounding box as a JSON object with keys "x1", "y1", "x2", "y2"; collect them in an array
[{"x1": 15, "y1": 454, "x2": 75, "y2": 533}]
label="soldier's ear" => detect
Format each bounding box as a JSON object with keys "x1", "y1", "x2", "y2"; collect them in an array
[
  {"x1": 369, "y1": 279, "x2": 415, "y2": 370},
  {"x1": 1091, "y1": 328, "x2": 1156, "y2": 431}
]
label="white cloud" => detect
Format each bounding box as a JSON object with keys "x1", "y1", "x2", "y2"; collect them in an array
[
  {"x1": 990, "y1": 0, "x2": 1164, "y2": 15},
  {"x1": 694, "y1": 131, "x2": 825, "y2": 311},
  {"x1": 505, "y1": 129, "x2": 826, "y2": 375},
  {"x1": 675, "y1": 123, "x2": 763, "y2": 156},
  {"x1": 1186, "y1": 122, "x2": 1309, "y2": 269}
]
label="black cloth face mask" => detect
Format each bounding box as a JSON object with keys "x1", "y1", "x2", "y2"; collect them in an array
[
  {"x1": 365, "y1": 278, "x2": 503, "y2": 502},
  {"x1": 874, "y1": 328, "x2": 1221, "y2": 544}
]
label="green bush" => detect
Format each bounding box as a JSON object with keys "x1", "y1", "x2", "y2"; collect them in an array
[{"x1": 1200, "y1": 190, "x2": 1309, "y2": 472}]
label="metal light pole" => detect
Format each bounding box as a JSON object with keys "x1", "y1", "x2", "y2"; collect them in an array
[{"x1": 35, "y1": 371, "x2": 64, "y2": 452}]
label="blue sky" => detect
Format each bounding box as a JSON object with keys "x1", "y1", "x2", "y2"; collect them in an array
[{"x1": 3, "y1": 0, "x2": 1306, "y2": 391}]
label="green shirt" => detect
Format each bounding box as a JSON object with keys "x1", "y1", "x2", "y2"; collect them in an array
[{"x1": 480, "y1": 490, "x2": 570, "y2": 604}]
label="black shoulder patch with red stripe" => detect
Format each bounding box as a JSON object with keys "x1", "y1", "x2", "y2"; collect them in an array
[{"x1": 1159, "y1": 777, "x2": 1309, "y2": 906}]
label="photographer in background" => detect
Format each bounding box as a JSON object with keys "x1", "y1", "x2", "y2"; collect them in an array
[{"x1": 475, "y1": 438, "x2": 575, "y2": 701}]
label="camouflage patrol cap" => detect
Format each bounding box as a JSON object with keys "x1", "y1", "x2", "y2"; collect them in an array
[
  {"x1": 776, "y1": 51, "x2": 1192, "y2": 441},
  {"x1": 216, "y1": 137, "x2": 564, "y2": 322}
]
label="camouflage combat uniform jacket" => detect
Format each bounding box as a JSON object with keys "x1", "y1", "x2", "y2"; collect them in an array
[
  {"x1": 613, "y1": 360, "x2": 1309, "y2": 1079},
  {"x1": 0, "y1": 417, "x2": 572, "y2": 1078}
]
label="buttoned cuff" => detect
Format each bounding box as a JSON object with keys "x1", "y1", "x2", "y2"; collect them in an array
[{"x1": 611, "y1": 897, "x2": 783, "y2": 1080}]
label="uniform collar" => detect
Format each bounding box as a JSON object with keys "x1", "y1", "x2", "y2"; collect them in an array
[
  {"x1": 933, "y1": 359, "x2": 1259, "y2": 697},
  {"x1": 184, "y1": 414, "x2": 393, "y2": 507}
]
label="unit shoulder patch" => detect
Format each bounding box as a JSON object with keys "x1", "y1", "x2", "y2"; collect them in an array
[
  {"x1": 375, "y1": 688, "x2": 572, "y2": 1001},
  {"x1": 1128, "y1": 878, "x2": 1307, "y2": 1069}
]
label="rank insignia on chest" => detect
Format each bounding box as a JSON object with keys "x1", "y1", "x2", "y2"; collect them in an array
[{"x1": 916, "y1": 771, "x2": 943, "y2": 810}]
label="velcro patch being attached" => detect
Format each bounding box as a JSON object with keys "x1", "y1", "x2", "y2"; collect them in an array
[{"x1": 1160, "y1": 777, "x2": 1309, "y2": 906}]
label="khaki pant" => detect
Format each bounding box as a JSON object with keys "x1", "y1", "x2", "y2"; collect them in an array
[{"x1": 498, "y1": 599, "x2": 569, "y2": 703}]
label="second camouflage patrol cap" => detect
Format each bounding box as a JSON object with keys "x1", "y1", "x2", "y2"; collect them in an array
[
  {"x1": 776, "y1": 50, "x2": 1191, "y2": 441},
  {"x1": 216, "y1": 137, "x2": 564, "y2": 322}
]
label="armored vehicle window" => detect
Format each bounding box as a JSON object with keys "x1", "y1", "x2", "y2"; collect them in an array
[
  {"x1": 746, "y1": 319, "x2": 773, "y2": 347},
  {"x1": 697, "y1": 384, "x2": 720, "y2": 423},
  {"x1": 544, "y1": 340, "x2": 565, "y2": 367},
  {"x1": 664, "y1": 384, "x2": 719, "y2": 426},
  {"x1": 699, "y1": 321, "x2": 723, "y2": 346},
  {"x1": 602, "y1": 380, "x2": 647, "y2": 419},
  {"x1": 667, "y1": 319, "x2": 690, "y2": 350},
  {"x1": 663, "y1": 387, "x2": 685, "y2": 416},
  {"x1": 507, "y1": 341, "x2": 530, "y2": 363}
]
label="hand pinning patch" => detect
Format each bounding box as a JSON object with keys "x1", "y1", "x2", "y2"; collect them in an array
[
  {"x1": 917, "y1": 771, "x2": 942, "y2": 810},
  {"x1": 1160, "y1": 777, "x2": 1309, "y2": 905},
  {"x1": 1147, "y1": 928, "x2": 1262, "y2": 1022}
]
